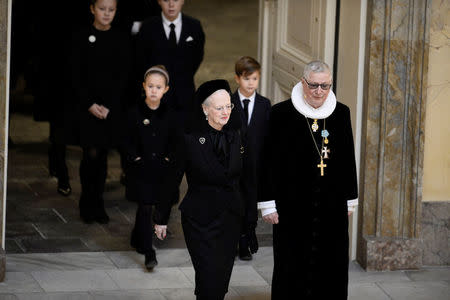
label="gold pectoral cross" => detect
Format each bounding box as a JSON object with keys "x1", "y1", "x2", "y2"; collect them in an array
[{"x1": 317, "y1": 159, "x2": 327, "y2": 176}]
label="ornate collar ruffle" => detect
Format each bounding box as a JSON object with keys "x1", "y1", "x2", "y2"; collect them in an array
[{"x1": 291, "y1": 82, "x2": 336, "y2": 119}]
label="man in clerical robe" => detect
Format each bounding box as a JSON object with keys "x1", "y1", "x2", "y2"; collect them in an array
[{"x1": 258, "y1": 60, "x2": 358, "y2": 300}]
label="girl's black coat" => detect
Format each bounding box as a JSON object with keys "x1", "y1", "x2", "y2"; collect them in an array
[
  {"x1": 65, "y1": 25, "x2": 132, "y2": 147},
  {"x1": 123, "y1": 99, "x2": 177, "y2": 204}
]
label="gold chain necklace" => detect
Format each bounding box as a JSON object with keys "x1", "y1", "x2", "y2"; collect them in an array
[{"x1": 305, "y1": 117, "x2": 327, "y2": 176}]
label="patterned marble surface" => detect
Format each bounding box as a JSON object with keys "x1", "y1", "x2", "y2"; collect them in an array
[
  {"x1": 362, "y1": 0, "x2": 428, "y2": 239},
  {"x1": 0, "y1": 249, "x2": 4, "y2": 282},
  {"x1": 363, "y1": 236, "x2": 422, "y2": 271},
  {"x1": 358, "y1": 0, "x2": 430, "y2": 270},
  {"x1": 422, "y1": 202, "x2": 450, "y2": 266},
  {"x1": 0, "y1": 0, "x2": 10, "y2": 251}
]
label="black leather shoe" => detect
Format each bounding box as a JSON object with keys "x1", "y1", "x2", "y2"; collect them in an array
[
  {"x1": 239, "y1": 236, "x2": 253, "y2": 261},
  {"x1": 57, "y1": 180, "x2": 72, "y2": 196},
  {"x1": 120, "y1": 172, "x2": 127, "y2": 186},
  {"x1": 80, "y1": 212, "x2": 95, "y2": 224},
  {"x1": 95, "y1": 209, "x2": 110, "y2": 224},
  {"x1": 145, "y1": 251, "x2": 158, "y2": 271},
  {"x1": 49, "y1": 169, "x2": 57, "y2": 177}
]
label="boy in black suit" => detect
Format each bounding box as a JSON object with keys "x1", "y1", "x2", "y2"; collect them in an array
[
  {"x1": 232, "y1": 56, "x2": 271, "y2": 260},
  {"x1": 136, "y1": 0, "x2": 205, "y2": 113}
]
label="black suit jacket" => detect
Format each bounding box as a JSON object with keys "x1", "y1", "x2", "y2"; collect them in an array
[
  {"x1": 115, "y1": 0, "x2": 160, "y2": 32},
  {"x1": 155, "y1": 129, "x2": 244, "y2": 225},
  {"x1": 231, "y1": 91, "x2": 271, "y2": 225},
  {"x1": 136, "y1": 14, "x2": 205, "y2": 111}
]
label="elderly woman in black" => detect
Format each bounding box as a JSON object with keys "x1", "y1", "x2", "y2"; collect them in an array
[{"x1": 154, "y1": 80, "x2": 244, "y2": 300}]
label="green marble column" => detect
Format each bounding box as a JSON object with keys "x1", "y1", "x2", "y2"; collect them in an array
[
  {"x1": 0, "y1": 0, "x2": 10, "y2": 282},
  {"x1": 357, "y1": 0, "x2": 430, "y2": 271}
]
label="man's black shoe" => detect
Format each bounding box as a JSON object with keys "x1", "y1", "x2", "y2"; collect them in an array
[
  {"x1": 57, "y1": 180, "x2": 72, "y2": 196},
  {"x1": 145, "y1": 251, "x2": 158, "y2": 271},
  {"x1": 95, "y1": 209, "x2": 110, "y2": 224},
  {"x1": 120, "y1": 172, "x2": 127, "y2": 186},
  {"x1": 80, "y1": 212, "x2": 95, "y2": 224},
  {"x1": 238, "y1": 236, "x2": 253, "y2": 261}
]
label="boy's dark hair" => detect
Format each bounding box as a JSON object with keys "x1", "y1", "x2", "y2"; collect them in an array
[{"x1": 235, "y1": 56, "x2": 261, "y2": 77}]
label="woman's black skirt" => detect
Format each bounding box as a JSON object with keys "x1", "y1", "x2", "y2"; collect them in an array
[{"x1": 181, "y1": 210, "x2": 241, "y2": 299}]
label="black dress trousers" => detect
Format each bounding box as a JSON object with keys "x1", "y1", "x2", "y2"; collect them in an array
[{"x1": 130, "y1": 204, "x2": 154, "y2": 254}]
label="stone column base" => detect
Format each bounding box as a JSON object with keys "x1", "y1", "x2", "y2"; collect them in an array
[
  {"x1": 422, "y1": 201, "x2": 450, "y2": 266},
  {"x1": 0, "y1": 248, "x2": 5, "y2": 282},
  {"x1": 357, "y1": 236, "x2": 423, "y2": 271}
]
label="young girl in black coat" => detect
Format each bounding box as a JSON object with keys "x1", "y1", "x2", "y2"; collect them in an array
[
  {"x1": 67, "y1": 0, "x2": 131, "y2": 224},
  {"x1": 124, "y1": 65, "x2": 175, "y2": 270}
]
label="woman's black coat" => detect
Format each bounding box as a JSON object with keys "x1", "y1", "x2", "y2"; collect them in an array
[
  {"x1": 123, "y1": 99, "x2": 176, "y2": 204},
  {"x1": 154, "y1": 114, "x2": 245, "y2": 226}
]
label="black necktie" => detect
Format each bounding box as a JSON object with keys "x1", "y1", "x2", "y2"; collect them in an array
[
  {"x1": 169, "y1": 23, "x2": 176, "y2": 47},
  {"x1": 243, "y1": 99, "x2": 250, "y2": 124}
]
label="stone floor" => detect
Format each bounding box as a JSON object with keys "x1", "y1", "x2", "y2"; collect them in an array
[{"x1": 0, "y1": 249, "x2": 449, "y2": 299}]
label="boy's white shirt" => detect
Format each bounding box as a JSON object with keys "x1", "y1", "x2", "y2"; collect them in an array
[
  {"x1": 237, "y1": 89, "x2": 256, "y2": 125},
  {"x1": 162, "y1": 12, "x2": 182, "y2": 43}
]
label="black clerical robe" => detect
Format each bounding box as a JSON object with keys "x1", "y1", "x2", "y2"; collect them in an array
[{"x1": 260, "y1": 99, "x2": 358, "y2": 299}]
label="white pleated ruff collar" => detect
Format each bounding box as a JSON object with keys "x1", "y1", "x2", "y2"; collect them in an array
[{"x1": 291, "y1": 82, "x2": 336, "y2": 119}]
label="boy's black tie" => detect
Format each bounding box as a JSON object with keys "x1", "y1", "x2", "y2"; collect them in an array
[
  {"x1": 243, "y1": 99, "x2": 250, "y2": 124},
  {"x1": 169, "y1": 23, "x2": 176, "y2": 47}
]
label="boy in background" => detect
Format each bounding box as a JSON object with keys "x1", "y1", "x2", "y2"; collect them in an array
[{"x1": 231, "y1": 56, "x2": 271, "y2": 260}]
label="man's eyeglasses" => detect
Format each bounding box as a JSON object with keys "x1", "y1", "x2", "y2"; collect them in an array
[
  {"x1": 303, "y1": 78, "x2": 332, "y2": 90},
  {"x1": 213, "y1": 103, "x2": 234, "y2": 112}
]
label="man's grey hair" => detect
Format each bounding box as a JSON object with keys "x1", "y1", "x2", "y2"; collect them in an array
[{"x1": 303, "y1": 60, "x2": 332, "y2": 80}]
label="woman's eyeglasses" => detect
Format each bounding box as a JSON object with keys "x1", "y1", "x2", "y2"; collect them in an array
[
  {"x1": 213, "y1": 103, "x2": 234, "y2": 112},
  {"x1": 303, "y1": 78, "x2": 332, "y2": 90}
]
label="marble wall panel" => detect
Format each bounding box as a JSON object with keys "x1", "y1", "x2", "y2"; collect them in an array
[
  {"x1": 0, "y1": 0, "x2": 9, "y2": 251},
  {"x1": 0, "y1": 0, "x2": 10, "y2": 282},
  {"x1": 357, "y1": 0, "x2": 430, "y2": 270},
  {"x1": 360, "y1": 0, "x2": 429, "y2": 238},
  {"x1": 422, "y1": 202, "x2": 450, "y2": 266},
  {"x1": 364, "y1": 236, "x2": 422, "y2": 271},
  {"x1": 0, "y1": 248, "x2": 4, "y2": 281}
]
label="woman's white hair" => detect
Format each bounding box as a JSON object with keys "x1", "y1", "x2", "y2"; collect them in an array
[
  {"x1": 202, "y1": 89, "x2": 228, "y2": 106},
  {"x1": 303, "y1": 60, "x2": 332, "y2": 80}
]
